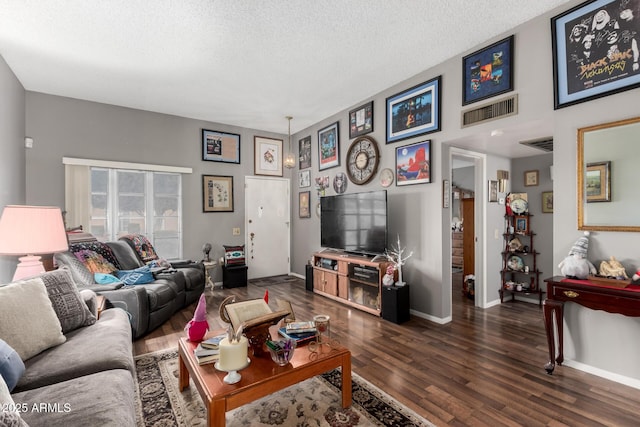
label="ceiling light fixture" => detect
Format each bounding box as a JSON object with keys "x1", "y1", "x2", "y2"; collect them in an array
[{"x1": 283, "y1": 116, "x2": 295, "y2": 169}]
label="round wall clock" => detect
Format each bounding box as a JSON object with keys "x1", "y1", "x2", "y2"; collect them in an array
[
  {"x1": 380, "y1": 168, "x2": 394, "y2": 187},
  {"x1": 345, "y1": 135, "x2": 380, "y2": 185}
]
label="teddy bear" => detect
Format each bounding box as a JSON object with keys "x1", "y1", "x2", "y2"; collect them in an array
[{"x1": 558, "y1": 231, "x2": 597, "y2": 279}]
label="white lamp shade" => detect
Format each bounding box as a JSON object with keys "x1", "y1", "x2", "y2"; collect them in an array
[{"x1": 0, "y1": 205, "x2": 68, "y2": 255}]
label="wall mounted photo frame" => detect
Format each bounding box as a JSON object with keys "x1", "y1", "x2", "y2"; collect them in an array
[
  {"x1": 202, "y1": 175, "x2": 234, "y2": 212},
  {"x1": 586, "y1": 160, "x2": 611, "y2": 202},
  {"x1": 349, "y1": 101, "x2": 374, "y2": 139},
  {"x1": 542, "y1": 191, "x2": 554, "y2": 213},
  {"x1": 254, "y1": 136, "x2": 283, "y2": 176},
  {"x1": 462, "y1": 35, "x2": 514, "y2": 105},
  {"x1": 395, "y1": 139, "x2": 431, "y2": 186},
  {"x1": 318, "y1": 121, "x2": 340, "y2": 170},
  {"x1": 551, "y1": 0, "x2": 640, "y2": 109},
  {"x1": 488, "y1": 180, "x2": 499, "y2": 202},
  {"x1": 298, "y1": 135, "x2": 312, "y2": 169},
  {"x1": 298, "y1": 170, "x2": 311, "y2": 188},
  {"x1": 299, "y1": 191, "x2": 311, "y2": 218},
  {"x1": 202, "y1": 129, "x2": 241, "y2": 163},
  {"x1": 386, "y1": 76, "x2": 441, "y2": 144},
  {"x1": 524, "y1": 170, "x2": 539, "y2": 186}
]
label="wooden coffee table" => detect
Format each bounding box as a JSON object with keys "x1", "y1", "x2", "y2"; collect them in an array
[{"x1": 178, "y1": 328, "x2": 352, "y2": 426}]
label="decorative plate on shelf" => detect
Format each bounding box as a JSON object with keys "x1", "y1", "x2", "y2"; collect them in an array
[
  {"x1": 508, "y1": 193, "x2": 528, "y2": 214},
  {"x1": 507, "y1": 255, "x2": 524, "y2": 271}
]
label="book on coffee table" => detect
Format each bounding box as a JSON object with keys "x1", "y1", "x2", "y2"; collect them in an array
[
  {"x1": 285, "y1": 321, "x2": 316, "y2": 334},
  {"x1": 278, "y1": 327, "x2": 316, "y2": 344}
]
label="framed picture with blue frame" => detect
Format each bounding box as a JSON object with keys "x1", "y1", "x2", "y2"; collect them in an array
[
  {"x1": 462, "y1": 35, "x2": 514, "y2": 105},
  {"x1": 551, "y1": 0, "x2": 640, "y2": 109},
  {"x1": 385, "y1": 76, "x2": 441, "y2": 144}
]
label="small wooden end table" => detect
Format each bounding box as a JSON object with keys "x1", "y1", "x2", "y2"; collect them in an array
[{"x1": 178, "y1": 328, "x2": 352, "y2": 426}]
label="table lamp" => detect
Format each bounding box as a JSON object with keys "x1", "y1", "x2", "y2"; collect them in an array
[{"x1": 0, "y1": 205, "x2": 69, "y2": 281}]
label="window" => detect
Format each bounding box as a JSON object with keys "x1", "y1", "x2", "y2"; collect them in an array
[{"x1": 63, "y1": 157, "x2": 192, "y2": 260}]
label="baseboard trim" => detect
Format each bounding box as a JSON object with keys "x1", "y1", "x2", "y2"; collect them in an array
[{"x1": 563, "y1": 359, "x2": 640, "y2": 390}]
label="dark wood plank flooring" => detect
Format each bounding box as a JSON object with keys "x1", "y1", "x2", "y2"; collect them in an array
[{"x1": 134, "y1": 276, "x2": 640, "y2": 426}]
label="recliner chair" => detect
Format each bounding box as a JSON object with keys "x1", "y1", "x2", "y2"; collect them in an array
[{"x1": 118, "y1": 234, "x2": 205, "y2": 305}]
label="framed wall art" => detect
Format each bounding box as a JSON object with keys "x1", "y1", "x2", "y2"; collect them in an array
[
  {"x1": 202, "y1": 129, "x2": 241, "y2": 163},
  {"x1": 462, "y1": 35, "x2": 514, "y2": 105},
  {"x1": 349, "y1": 101, "x2": 373, "y2": 139},
  {"x1": 254, "y1": 136, "x2": 283, "y2": 176},
  {"x1": 515, "y1": 215, "x2": 529, "y2": 234},
  {"x1": 488, "y1": 180, "x2": 499, "y2": 202},
  {"x1": 395, "y1": 139, "x2": 431, "y2": 186},
  {"x1": 542, "y1": 191, "x2": 554, "y2": 213},
  {"x1": 299, "y1": 169, "x2": 311, "y2": 188},
  {"x1": 586, "y1": 160, "x2": 611, "y2": 202},
  {"x1": 299, "y1": 191, "x2": 311, "y2": 218},
  {"x1": 202, "y1": 175, "x2": 233, "y2": 212},
  {"x1": 524, "y1": 170, "x2": 539, "y2": 186},
  {"x1": 298, "y1": 135, "x2": 312, "y2": 169},
  {"x1": 386, "y1": 76, "x2": 441, "y2": 144},
  {"x1": 318, "y1": 121, "x2": 340, "y2": 170},
  {"x1": 551, "y1": 0, "x2": 640, "y2": 109}
]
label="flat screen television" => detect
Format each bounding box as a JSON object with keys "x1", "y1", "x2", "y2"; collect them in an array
[{"x1": 320, "y1": 190, "x2": 387, "y2": 256}]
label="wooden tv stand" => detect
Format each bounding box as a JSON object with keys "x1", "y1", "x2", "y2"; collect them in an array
[{"x1": 311, "y1": 250, "x2": 391, "y2": 316}]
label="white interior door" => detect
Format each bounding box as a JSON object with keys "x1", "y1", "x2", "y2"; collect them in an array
[{"x1": 244, "y1": 177, "x2": 290, "y2": 279}]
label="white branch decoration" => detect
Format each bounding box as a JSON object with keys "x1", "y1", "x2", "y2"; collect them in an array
[{"x1": 384, "y1": 234, "x2": 413, "y2": 286}]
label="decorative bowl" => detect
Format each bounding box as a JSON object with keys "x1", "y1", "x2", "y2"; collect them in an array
[{"x1": 267, "y1": 340, "x2": 296, "y2": 366}]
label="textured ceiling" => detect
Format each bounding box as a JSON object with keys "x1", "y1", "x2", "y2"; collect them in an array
[{"x1": 0, "y1": 0, "x2": 571, "y2": 136}]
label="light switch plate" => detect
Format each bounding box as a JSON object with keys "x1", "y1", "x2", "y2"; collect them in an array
[{"x1": 232, "y1": 227, "x2": 240, "y2": 235}]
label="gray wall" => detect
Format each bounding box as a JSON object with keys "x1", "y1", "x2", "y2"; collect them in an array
[
  {"x1": 0, "y1": 55, "x2": 26, "y2": 283},
  {"x1": 24, "y1": 92, "x2": 288, "y2": 282}
]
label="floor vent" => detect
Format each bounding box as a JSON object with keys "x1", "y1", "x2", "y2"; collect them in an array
[
  {"x1": 519, "y1": 137, "x2": 554, "y2": 152},
  {"x1": 461, "y1": 94, "x2": 518, "y2": 127}
]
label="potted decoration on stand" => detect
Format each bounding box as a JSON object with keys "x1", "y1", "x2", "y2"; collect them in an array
[{"x1": 384, "y1": 235, "x2": 413, "y2": 287}]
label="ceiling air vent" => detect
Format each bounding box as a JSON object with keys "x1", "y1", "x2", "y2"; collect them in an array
[
  {"x1": 519, "y1": 137, "x2": 554, "y2": 152},
  {"x1": 461, "y1": 94, "x2": 518, "y2": 128}
]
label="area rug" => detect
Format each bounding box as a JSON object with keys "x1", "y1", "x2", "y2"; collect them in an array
[{"x1": 135, "y1": 349, "x2": 432, "y2": 427}]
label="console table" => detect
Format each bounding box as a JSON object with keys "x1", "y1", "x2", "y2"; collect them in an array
[{"x1": 542, "y1": 276, "x2": 640, "y2": 374}]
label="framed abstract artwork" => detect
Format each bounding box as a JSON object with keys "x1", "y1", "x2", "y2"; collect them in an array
[
  {"x1": 395, "y1": 140, "x2": 431, "y2": 186},
  {"x1": 462, "y1": 35, "x2": 514, "y2": 105},
  {"x1": 349, "y1": 101, "x2": 373, "y2": 139},
  {"x1": 386, "y1": 76, "x2": 441, "y2": 144},
  {"x1": 542, "y1": 191, "x2": 554, "y2": 213},
  {"x1": 202, "y1": 129, "x2": 241, "y2": 163},
  {"x1": 254, "y1": 136, "x2": 283, "y2": 176},
  {"x1": 551, "y1": 0, "x2": 640, "y2": 109},
  {"x1": 202, "y1": 175, "x2": 233, "y2": 212},
  {"x1": 318, "y1": 121, "x2": 340, "y2": 170}
]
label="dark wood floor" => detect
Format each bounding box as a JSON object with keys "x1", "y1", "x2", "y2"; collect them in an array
[{"x1": 134, "y1": 276, "x2": 640, "y2": 426}]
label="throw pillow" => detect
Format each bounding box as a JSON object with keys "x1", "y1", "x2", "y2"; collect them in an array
[
  {"x1": 0, "y1": 376, "x2": 28, "y2": 427},
  {"x1": 69, "y1": 241, "x2": 120, "y2": 266},
  {"x1": 0, "y1": 278, "x2": 66, "y2": 361},
  {"x1": 120, "y1": 234, "x2": 159, "y2": 263},
  {"x1": 39, "y1": 269, "x2": 96, "y2": 334},
  {"x1": 116, "y1": 266, "x2": 155, "y2": 285},
  {"x1": 0, "y1": 338, "x2": 25, "y2": 392},
  {"x1": 224, "y1": 245, "x2": 246, "y2": 266},
  {"x1": 73, "y1": 249, "x2": 117, "y2": 274}
]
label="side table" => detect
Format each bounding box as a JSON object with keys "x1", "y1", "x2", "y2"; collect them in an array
[
  {"x1": 202, "y1": 261, "x2": 220, "y2": 290},
  {"x1": 381, "y1": 285, "x2": 410, "y2": 324}
]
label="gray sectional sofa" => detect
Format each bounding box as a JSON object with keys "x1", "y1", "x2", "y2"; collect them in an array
[
  {"x1": 0, "y1": 270, "x2": 136, "y2": 426},
  {"x1": 54, "y1": 236, "x2": 205, "y2": 338}
]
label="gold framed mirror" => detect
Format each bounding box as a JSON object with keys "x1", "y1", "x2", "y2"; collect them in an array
[{"x1": 578, "y1": 116, "x2": 640, "y2": 232}]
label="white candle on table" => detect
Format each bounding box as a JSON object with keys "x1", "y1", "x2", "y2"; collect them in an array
[{"x1": 218, "y1": 336, "x2": 248, "y2": 371}]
